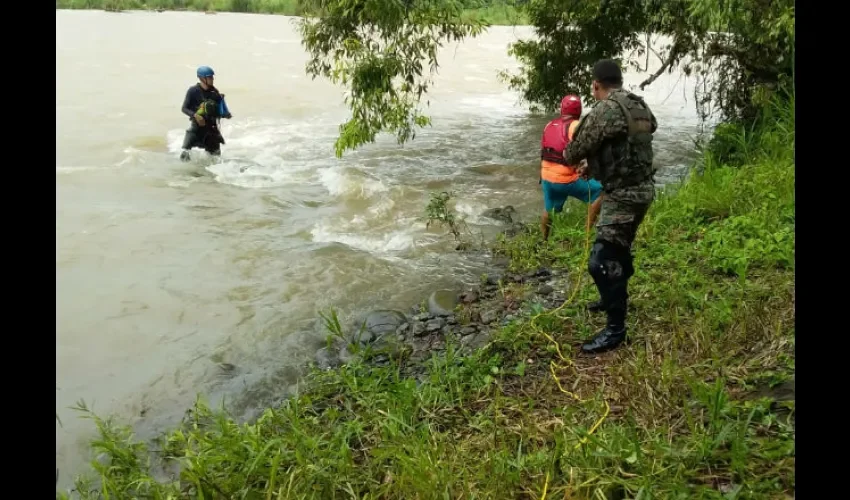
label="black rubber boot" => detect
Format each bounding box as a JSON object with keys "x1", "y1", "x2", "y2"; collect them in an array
[
  {"x1": 581, "y1": 307, "x2": 627, "y2": 354},
  {"x1": 586, "y1": 299, "x2": 605, "y2": 313}
]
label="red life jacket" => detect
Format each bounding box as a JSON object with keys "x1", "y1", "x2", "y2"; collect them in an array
[{"x1": 540, "y1": 116, "x2": 577, "y2": 166}]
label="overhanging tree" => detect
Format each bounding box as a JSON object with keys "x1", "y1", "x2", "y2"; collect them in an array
[
  {"x1": 298, "y1": 0, "x2": 794, "y2": 157},
  {"x1": 298, "y1": 0, "x2": 487, "y2": 157}
]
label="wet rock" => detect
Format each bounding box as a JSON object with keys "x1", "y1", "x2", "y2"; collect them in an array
[
  {"x1": 315, "y1": 346, "x2": 341, "y2": 371},
  {"x1": 480, "y1": 310, "x2": 498, "y2": 325},
  {"x1": 462, "y1": 332, "x2": 490, "y2": 350},
  {"x1": 363, "y1": 310, "x2": 408, "y2": 339},
  {"x1": 491, "y1": 256, "x2": 511, "y2": 267},
  {"x1": 446, "y1": 316, "x2": 458, "y2": 325},
  {"x1": 482, "y1": 206, "x2": 516, "y2": 224},
  {"x1": 372, "y1": 334, "x2": 404, "y2": 357},
  {"x1": 485, "y1": 274, "x2": 503, "y2": 286},
  {"x1": 338, "y1": 345, "x2": 357, "y2": 365},
  {"x1": 502, "y1": 222, "x2": 528, "y2": 238},
  {"x1": 396, "y1": 323, "x2": 410, "y2": 335},
  {"x1": 411, "y1": 322, "x2": 428, "y2": 337},
  {"x1": 428, "y1": 290, "x2": 458, "y2": 316},
  {"x1": 414, "y1": 312, "x2": 432, "y2": 322},
  {"x1": 426, "y1": 318, "x2": 445, "y2": 333},
  {"x1": 537, "y1": 284, "x2": 554, "y2": 296},
  {"x1": 506, "y1": 272, "x2": 524, "y2": 283},
  {"x1": 460, "y1": 326, "x2": 477, "y2": 336},
  {"x1": 533, "y1": 267, "x2": 552, "y2": 278},
  {"x1": 410, "y1": 337, "x2": 430, "y2": 353},
  {"x1": 352, "y1": 329, "x2": 375, "y2": 345},
  {"x1": 372, "y1": 354, "x2": 391, "y2": 366},
  {"x1": 460, "y1": 290, "x2": 480, "y2": 304}
]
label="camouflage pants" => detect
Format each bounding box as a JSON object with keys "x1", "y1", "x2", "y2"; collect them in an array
[
  {"x1": 587, "y1": 182, "x2": 654, "y2": 323},
  {"x1": 595, "y1": 183, "x2": 655, "y2": 250}
]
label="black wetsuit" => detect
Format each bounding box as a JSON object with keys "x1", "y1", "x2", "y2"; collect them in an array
[{"x1": 180, "y1": 84, "x2": 226, "y2": 156}]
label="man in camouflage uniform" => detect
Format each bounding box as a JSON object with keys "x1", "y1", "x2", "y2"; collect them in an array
[{"x1": 564, "y1": 59, "x2": 657, "y2": 354}]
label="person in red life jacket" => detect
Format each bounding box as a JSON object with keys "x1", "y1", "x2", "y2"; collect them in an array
[{"x1": 539, "y1": 94, "x2": 604, "y2": 241}]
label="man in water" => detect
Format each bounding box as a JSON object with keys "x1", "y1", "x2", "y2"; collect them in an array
[
  {"x1": 539, "y1": 94, "x2": 603, "y2": 241},
  {"x1": 564, "y1": 59, "x2": 657, "y2": 354},
  {"x1": 179, "y1": 65, "x2": 232, "y2": 161}
]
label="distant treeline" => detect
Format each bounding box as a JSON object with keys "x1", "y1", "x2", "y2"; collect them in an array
[{"x1": 56, "y1": 0, "x2": 528, "y2": 25}]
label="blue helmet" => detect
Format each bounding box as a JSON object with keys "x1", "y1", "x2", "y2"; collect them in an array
[{"x1": 197, "y1": 66, "x2": 215, "y2": 78}]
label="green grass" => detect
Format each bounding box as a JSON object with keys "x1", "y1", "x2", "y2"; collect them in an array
[
  {"x1": 56, "y1": 0, "x2": 530, "y2": 26},
  {"x1": 59, "y1": 94, "x2": 794, "y2": 499}
]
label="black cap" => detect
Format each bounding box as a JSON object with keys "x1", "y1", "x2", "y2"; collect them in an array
[{"x1": 592, "y1": 59, "x2": 623, "y2": 86}]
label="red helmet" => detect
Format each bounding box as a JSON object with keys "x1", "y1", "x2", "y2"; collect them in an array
[{"x1": 560, "y1": 94, "x2": 582, "y2": 117}]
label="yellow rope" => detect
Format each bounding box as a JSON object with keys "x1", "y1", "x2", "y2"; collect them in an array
[
  {"x1": 540, "y1": 472, "x2": 549, "y2": 500},
  {"x1": 534, "y1": 183, "x2": 610, "y2": 499}
]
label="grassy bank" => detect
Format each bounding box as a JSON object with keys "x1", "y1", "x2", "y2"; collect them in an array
[
  {"x1": 56, "y1": 0, "x2": 530, "y2": 26},
  {"x1": 60, "y1": 94, "x2": 794, "y2": 499}
]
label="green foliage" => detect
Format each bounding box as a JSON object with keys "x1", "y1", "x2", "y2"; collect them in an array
[
  {"x1": 423, "y1": 191, "x2": 484, "y2": 251},
  {"x1": 500, "y1": 0, "x2": 652, "y2": 113},
  {"x1": 318, "y1": 306, "x2": 346, "y2": 347},
  {"x1": 424, "y1": 191, "x2": 463, "y2": 241},
  {"x1": 460, "y1": 0, "x2": 529, "y2": 25},
  {"x1": 503, "y1": 0, "x2": 795, "y2": 121},
  {"x1": 229, "y1": 0, "x2": 251, "y2": 12},
  {"x1": 687, "y1": 0, "x2": 795, "y2": 120},
  {"x1": 297, "y1": 0, "x2": 487, "y2": 157}
]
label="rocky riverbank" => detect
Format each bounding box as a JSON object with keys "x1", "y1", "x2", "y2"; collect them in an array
[{"x1": 314, "y1": 211, "x2": 574, "y2": 379}]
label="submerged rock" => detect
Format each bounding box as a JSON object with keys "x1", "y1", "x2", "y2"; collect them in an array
[
  {"x1": 428, "y1": 289, "x2": 458, "y2": 316},
  {"x1": 485, "y1": 274, "x2": 503, "y2": 286},
  {"x1": 315, "y1": 346, "x2": 341, "y2": 371},
  {"x1": 482, "y1": 206, "x2": 517, "y2": 224},
  {"x1": 501, "y1": 222, "x2": 529, "y2": 238},
  {"x1": 460, "y1": 290, "x2": 480, "y2": 304},
  {"x1": 338, "y1": 345, "x2": 357, "y2": 365},
  {"x1": 370, "y1": 334, "x2": 406, "y2": 358},
  {"x1": 357, "y1": 310, "x2": 408, "y2": 344}
]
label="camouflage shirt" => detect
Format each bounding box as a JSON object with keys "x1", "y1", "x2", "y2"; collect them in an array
[{"x1": 564, "y1": 88, "x2": 658, "y2": 193}]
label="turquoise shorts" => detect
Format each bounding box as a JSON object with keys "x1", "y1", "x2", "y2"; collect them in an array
[{"x1": 542, "y1": 178, "x2": 603, "y2": 213}]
